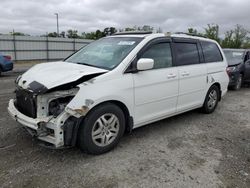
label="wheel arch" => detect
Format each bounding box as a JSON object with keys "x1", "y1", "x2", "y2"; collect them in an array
[
  {"x1": 84, "y1": 100, "x2": 134, "y2": 133},
  {"x1": 210, "y1": 82, "x2": 221, "y2": 101}
]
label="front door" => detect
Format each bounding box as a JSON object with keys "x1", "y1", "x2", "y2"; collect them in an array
[{"x1": 133, "y1": 41, "x2": 178, "y2": 127}]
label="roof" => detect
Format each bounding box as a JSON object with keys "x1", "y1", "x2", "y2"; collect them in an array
[{"x1": 109, "y1": 32, "x2": 217, "y2": 42}]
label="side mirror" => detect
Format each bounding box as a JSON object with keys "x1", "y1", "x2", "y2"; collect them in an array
[{"x1": 137, "y1": 58, "x2": 154, "y2": 71}]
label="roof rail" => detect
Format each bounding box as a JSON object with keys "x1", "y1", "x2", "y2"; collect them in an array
[
  {"x1": 174, "y1": 32, "x2": 207, "y2": 38},
  {"x1": 113, "y1": 31, "x2": 153, "y2": 35}
]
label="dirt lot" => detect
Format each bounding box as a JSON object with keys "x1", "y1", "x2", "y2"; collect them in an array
[{"x1": 0, "y1": 68, "x2": 250, "y2": 188}]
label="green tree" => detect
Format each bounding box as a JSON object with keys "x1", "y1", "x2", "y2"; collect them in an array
[
  {"x1": 124, "y1": 27, "x2": 136, "y2": 31},
  {"x1": 204, "y1": 24, "x2": 220, "y2": 43},
  {"x1": 242, "y1": 36, "x2": 250, "y2": 48},
  {"x1": 188, "y1": 28, "x2": 197, "y2": 34},
  {"x1": 47, "y1": 32, "x2": 58, "y2": 37},
  {"x1": 60, "y1": 31, "x2": 66, "y2": 38},
  {"x1": 103, "y1": 27, "x2": 117, "y2": 36},
  {"x1": 221, "y1": 25, "x2": 248, "y2": 48},
  {"x1": 67, "y1": 30, "x2": 79, "y2": 38},
  {"x1": 82, "y1": 32, "x2": 97, "y2": 40},
  {"x1": 10, "y1": 31, "x2": 29, "y2": 36},
  {"x1": 95, "y1": 29, "x2": 104, "y2": 39},
  {"x1": 221, "y1": 30, "x2": 234, "y2": 48}
]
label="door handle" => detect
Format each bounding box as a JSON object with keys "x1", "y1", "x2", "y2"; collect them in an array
[
  {"x1": 181, "y1": 71, "x2": 190, "y2": 76},
  {"x1": 167, "y1": 73, "x2": 177, "y2": 79}
]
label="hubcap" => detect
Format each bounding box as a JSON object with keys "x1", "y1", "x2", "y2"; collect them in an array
[
  {"x1": 207, "y1": 89, "x2": 217, "y2": 110},
  {"x1": 91, "y1": 113, "x2": 120, "y2": 147}
]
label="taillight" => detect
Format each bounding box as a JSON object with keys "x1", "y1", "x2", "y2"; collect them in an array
[
  {"x1": 226, "y1": 67, "x2": 230, "y2": 76},
  {"x1": 4, "y1": 55, "x2": 11, "y2": 61}
]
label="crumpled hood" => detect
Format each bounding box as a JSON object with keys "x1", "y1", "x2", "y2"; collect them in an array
[{"x1": 18, "y1": 61, "x2": 108, "y2": 91}]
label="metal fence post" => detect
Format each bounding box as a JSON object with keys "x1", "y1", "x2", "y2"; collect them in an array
[
  {"x1": 73, "y1": 39, "x2": 76, "y2": 51},
  {"x1": 46, "y1": 35, "x2": 49, "y2": 61},
  {"x1": 13, "y1": 34, "x2": 17, "y2": 61}
]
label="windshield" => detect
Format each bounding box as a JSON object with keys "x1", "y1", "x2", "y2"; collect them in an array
[
  {"x1": 223, "y1": 50, "x2": 244, "y2": 65},
  {"x1": 65, "y1": 37, "x2": 142, "y2": 70}
]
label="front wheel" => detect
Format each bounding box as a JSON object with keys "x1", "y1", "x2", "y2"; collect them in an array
[
  {"x1": 201, "y1": 85, "x2": 220, "y2": 114},
  {"x1": 78, "y1": 103, "x2": 125, "y2": 155}
]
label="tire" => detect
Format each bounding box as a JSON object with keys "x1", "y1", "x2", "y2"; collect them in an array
[
  {"x1": 202, "y1": 85, "x2": 220, "y2": 114},
  {"x1": 232, "y1": 74, "x2": 242, "y2": 90},
  {"x1": 78, "y1": 103, "x2": 125, "y2": 155}
]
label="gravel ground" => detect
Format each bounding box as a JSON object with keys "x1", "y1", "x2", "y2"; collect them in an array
[{"x1": 0, "y1": 69, "x2": 250, "y2": 188}]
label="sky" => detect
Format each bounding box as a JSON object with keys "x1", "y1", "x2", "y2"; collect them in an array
[{"x1": 0, "y1": 0, "x2": 249, "y2": 36}]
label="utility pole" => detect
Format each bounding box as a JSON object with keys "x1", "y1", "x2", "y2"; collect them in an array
[{"x1": 54, "y1": 13, "x2": 59, "y2": 37}]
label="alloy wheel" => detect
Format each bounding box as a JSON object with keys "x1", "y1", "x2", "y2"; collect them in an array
[
  {"x1": 91, "y1": 113, "x2": 120, "y2": 147},
  {"x1": 207, "y1": 89, "x2": 218, "y2": 110}
]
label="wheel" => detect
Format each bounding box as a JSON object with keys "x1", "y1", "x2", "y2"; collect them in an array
[
  {"x1": 202, "y1": 85, "x2": 220, "y2": 114},
  {"x1": 78, "y1": 103, "x2": 125, "y2": 155},
  {"x1": 232, "y1": 74, "x2": 242, "y2": 90}
]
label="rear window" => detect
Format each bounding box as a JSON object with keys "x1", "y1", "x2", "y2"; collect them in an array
[
  {"x1": 175, "y1": 43, "x2": 200, "y2": 65},
  {"x1": 201, "y1": 41, "x2": 223, "y2": 63}
]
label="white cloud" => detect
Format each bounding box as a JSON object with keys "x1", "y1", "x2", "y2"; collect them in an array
[{"x1": 0, "y1": 0, "x2": 249, "y2": 35}]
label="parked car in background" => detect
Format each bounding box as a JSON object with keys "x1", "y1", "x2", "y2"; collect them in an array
[
  {"x1": 223, "y1": 49, "x2": 250, "y2": 90},
  {"x1": 0, "y1": 54, "x2": 13, "y2": 76},
  {"x1": 8, "y1": 32, "x2": 229, "y2": 154}
]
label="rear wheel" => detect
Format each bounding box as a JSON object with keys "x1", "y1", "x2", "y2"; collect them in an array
[
  {"x1": 78, "y1": 103, "x2": 125, "y2": 155},
  {"x1": 202, "y1": 85, "x2": 220, "y2": 114},
  {"x1": 232, "y1": 74, "x2": 242, "y2": 90}
]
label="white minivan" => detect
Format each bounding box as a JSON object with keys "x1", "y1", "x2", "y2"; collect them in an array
[{"x1": 8, "y1": 32, "x2": 229, "y2": 154}]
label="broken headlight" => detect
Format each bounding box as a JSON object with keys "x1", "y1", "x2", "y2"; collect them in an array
[{"x1": 49, "y1": 96, "x2": 73, "y2": 117}]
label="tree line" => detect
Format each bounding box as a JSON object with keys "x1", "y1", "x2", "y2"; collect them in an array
[
  {"x1": 6, "y1": 24, "x2": 250, "y2": 49},
  {"x1": 187, "y1": 24, "x2": 250, "y2": 48}
]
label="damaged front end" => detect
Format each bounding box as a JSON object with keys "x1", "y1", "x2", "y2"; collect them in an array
[
  {"x1": 8, "y1": 62, "x2": 107, "y2": 148},
  {"x1": 8, "y1": 87, "x2": 81, "y2": 148}
]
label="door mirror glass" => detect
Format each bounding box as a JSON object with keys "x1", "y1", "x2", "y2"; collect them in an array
[{"x1": 137, "y1": 58, "x2": 154, "y2": 71}]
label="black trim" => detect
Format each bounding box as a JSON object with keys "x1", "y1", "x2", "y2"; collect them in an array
[
  {"x1": 63, "y1": 117, "x2": 83, "y2": 146},
  {"x1": 127, "y1": 116, "x2": 134, "y2": 133},
  {"x1": 15, "y1": 88, "x2": 37, "y2": 118},
  {"x1": 197, "y1": 41, "x2": 205, "y2": 63},
  {"x1": 28, "y1": 81, "x2": 48, "y2": 94},
  {"x1": 172, "y1": 37, "x2": 198, "y2": 43}
]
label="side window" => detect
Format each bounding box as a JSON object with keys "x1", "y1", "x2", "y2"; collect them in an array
[
  {"x1": 174, "y1": 43, "x2": 200, "y2": 66},
  {"x1": 201, "y1": 41, "x2": 223, "y2": 63},
  {"x1": 140, "y1": 43, "x2": 172, "y2": 69}
]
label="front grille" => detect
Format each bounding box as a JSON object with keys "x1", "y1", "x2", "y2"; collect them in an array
[{"x1": 15, "y1": 88, "x2": 37, "y2": 118}]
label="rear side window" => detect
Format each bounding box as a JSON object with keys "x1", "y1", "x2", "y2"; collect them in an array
[
  {"x1": 174, "y1": 43, "x2": 200, "y2": 66},
  {"x1": 201, "y1": 41, "x2": 223, "y2": 63},
  {"x1": 141, "y1": 43, "x2": 172, "y2": 69}
]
